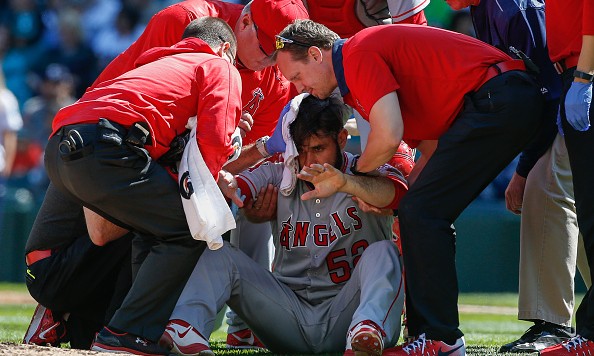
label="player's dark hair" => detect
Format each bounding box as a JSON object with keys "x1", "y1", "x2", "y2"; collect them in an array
[
  {"x1": 290, "y1": 95, "x2": 347, "y2": 148},
  {"x1": 182, "y1": 17, "x2": 237, "y2": 63},
  {"x1": 277, "y1": 20, "x2": 339, "y2": 62}
]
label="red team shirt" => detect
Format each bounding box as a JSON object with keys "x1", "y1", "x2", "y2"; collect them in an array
[
  {"x1": 52, "y1": 38, "x2": 242, "y2": 178},
  {"x1": 338, "y1": 25, "x2": 512, "y2": 147},
  {"x1": 305, "y1": 0, "x2": 428, "y2": 38},
  {"x1": 89, "y1": 0, "x2": 292, "y2": 145},
  {"x1": 545, "y1": 0, "x2": 594, "y2": 64}
]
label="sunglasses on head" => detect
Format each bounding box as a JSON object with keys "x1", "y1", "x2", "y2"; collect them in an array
[{"x1": 275, "y1": 35, "x2": 312, "y2": 50}]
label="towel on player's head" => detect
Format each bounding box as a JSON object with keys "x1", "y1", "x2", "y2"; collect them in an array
[
  {"x1": 178, "y1": 116, "x2": 236, "y2": 249},
  {"x1": 280, "y1": 93, "x2": 310, "y2": 196}
]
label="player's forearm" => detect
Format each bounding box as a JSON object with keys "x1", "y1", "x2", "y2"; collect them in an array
[
  {"x1": 575, "y1": 35, "x2": 594, "y2": 82},
  {"x1": 223, "y1": 143, "x2": 266, "y2": 175},
  {"x1": 340, "y1": 174, "x2": 396, "y2": 208},
  {"x1": 356, "y1": 92, "x2": 403, "y2": 172}
]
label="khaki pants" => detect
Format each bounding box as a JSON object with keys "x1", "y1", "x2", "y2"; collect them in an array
[{"x1": 518, "y1": 134, "x2": 591, "y2": 326}]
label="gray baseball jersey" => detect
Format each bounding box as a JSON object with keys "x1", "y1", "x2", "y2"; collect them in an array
[{"x1": 236, "y1": 151, "x2": 400, "y2": 304}]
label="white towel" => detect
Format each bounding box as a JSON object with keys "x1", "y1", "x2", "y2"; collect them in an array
[
  {"x1": 280, "y1": 93, "x2": 309, "y2": 196},
  {"x1": 178, "y1": 117, "x2": 236, "y2": 250}
]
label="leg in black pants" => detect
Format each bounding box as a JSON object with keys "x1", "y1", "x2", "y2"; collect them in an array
[
  {"x1": 559, "y1": 69, "x2": 594, "y2": 339},
  {"x1": 44, "y1": 121, "x2": 205, "y2": 341},
  {"x1": 399, "y1": 72, "x2": 545, "y2": 343},
  {"x1": 25, "y1": 183, "x2": 133, "y2": 349}
]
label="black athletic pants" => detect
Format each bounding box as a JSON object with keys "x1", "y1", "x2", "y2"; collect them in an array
[
  {"x1": 399, "y1": 71, "x2": 545, "y2": 343},
  {"x1": 559, "y1": 68, "x2": 594, "y2": 340},
  {"x1": 44, "y1": 119, "x2": 205, "y2": 342}
]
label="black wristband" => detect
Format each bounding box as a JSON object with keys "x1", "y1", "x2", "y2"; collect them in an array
[
  {"x1": 573, "y1": 70, "x2": 594, "y2": 82},
  {"x1": 350, "y1": 156, "x2": 370, "y2": 176}
]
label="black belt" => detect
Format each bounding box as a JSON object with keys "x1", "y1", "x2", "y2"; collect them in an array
[{"x1": 553, "y1": 55, "x2": 579, "y2": 75}]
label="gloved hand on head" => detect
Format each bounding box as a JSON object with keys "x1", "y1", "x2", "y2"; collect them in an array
[{"x1": 264, "y1": 102, "x2": 291, "y2": 155}]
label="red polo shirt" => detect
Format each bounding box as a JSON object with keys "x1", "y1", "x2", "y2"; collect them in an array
[
  {"x1": 89, "y1": 0, "x2": 293, "y2": 145},
  {"x1": 337, "y1": 25, "x2": 512, "y2": 146},
  {"x1": 546, "y1": 0, "x2": 594, "y2": 64},
  {"x1": 53, "y1": 38, "x2": 242, "y2": 178}
]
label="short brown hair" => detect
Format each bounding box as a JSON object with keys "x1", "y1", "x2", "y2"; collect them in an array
[
  {"x1": 277, "y1": 20, "x2": 339, "y2": 62},
  {"x1": 182, "y1": 17, "x2": 237, "y2": 61}
]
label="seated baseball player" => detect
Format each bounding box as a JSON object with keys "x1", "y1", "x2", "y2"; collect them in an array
[{"x1": 158, "y1": 94, "x2": 409, "y2": 356}]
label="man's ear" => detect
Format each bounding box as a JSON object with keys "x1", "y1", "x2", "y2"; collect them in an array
[
  {"x1": 309, "y1": 46, "x2": 323, "y2": 63},
  {"x1": 217, "y1": 42, "x2": 230, "y2": 55},
  {"x1": 239, "y1": 12, "x2": 252, "y2": 31},
  {"x1": 338, "y1": 128, "x2": 348, "y2": 150}
]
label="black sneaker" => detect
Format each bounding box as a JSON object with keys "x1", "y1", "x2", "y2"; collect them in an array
[
  {"x1": 91, "y1": 327, "x2": 168, "y2": 355},
  {"x1": 499, "y1": 321, "x2": 574, "y2": 353}
]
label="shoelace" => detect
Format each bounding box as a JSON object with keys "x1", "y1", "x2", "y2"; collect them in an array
[
  {"x1": 402, "y1": 334, "x2": 432, "y2": 354},
  {"x1": 562, "y1": 336, "x2": 590, "y2": 351}
]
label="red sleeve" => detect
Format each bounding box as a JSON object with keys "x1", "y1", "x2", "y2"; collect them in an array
[
  {"x1": 236, "y1": 176, "x2": 255, "y2": 205},
  {"x1": 343, "y1": 51, "x2": 399, "y2": 118},
  {"x1": 195, "y1": 59, "x2": 242, "y2": 179},
  {"x1": 585, "y1": 0, "x2": 594, "y2": 35},
  {"x1": 90, "y1": 5, "x2": 193, "y2": 88},
  {"x1": 377, "y1": 163, "x2": 409, "y2": 210}
]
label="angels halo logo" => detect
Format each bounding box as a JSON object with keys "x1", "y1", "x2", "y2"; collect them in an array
[{"x1": 179, "y1": 171, "x2": 194, "y2": 199}]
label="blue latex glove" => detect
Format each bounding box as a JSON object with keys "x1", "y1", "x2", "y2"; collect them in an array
[
  {"x1": 565, "y1": 81, "x2": 592, "y2": 131},
  {"x1": 265, "y1": 102, "x2": 291, "y2": 154}
]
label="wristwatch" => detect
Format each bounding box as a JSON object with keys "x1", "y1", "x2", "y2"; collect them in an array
[
  {"x1": 573, "y1": 70, "x2": 594, "y2": 83},
  {"x1": 255, "y1": 136, "x2": 271, "y2": 158}
]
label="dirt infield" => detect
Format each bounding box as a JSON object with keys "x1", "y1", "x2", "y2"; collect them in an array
[
  {"x1": 0, "y1": 343, "x2": 100, "y2": 355},
  {"x1": 0, "y1": 291, "x2": 35, "y2": 305}
]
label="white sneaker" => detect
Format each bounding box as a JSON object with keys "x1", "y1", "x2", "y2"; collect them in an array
[
  {"x1": 345, "y1": 320, "x2": 385, "y2": 356},
  {"x1": 159, "y1": 319, "x2": 214, "y2": 356}
]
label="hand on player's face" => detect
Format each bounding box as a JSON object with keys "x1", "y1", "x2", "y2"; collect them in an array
[
  {"x1": 296, "y1": 134, "x2": 347, "y2": 200},
  {"x1": 296, "y1": 134, "x2": 339, "y2": 170}
]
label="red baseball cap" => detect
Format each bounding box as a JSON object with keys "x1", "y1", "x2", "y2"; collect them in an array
[{"x1": 250, "y1": 0, "x2": 309, "y2": 55}]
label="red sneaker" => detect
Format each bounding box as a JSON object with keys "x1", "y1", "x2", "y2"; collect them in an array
[
  {"x1": 226, "y1": 328, "x2": 266, "y2": 349},
  {"x1": 344, "y1": 320, "x2": 385, "y2": 356},
  {"x1": 540, "y1": 335, "x2": 594, "y2": 355},
  {"x1": 22, "y1": 304, "x2": 66, "y2": 346},
  {"x1": 383, "y1": 333, "x2": 465, "y2": 356},
  {"x1": 159, "y1": 319, "x2": 214, "y2": 356}
]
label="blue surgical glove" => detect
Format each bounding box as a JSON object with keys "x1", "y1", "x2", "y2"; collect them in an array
[
  {"x1": 265, "y1": 102, "x2": 291, "y2": 154},
  {"x1": 565, "y1": 81, "x2": 592, "y2": 131}
]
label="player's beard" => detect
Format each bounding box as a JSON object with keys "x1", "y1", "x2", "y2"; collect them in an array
[{"x1": 332, "y1": 142, "x2": 344, "y2": 170}]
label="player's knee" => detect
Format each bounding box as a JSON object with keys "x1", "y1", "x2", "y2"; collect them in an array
[{"x1": 87, "y1": 222, "x2": 129, "y2": 246}]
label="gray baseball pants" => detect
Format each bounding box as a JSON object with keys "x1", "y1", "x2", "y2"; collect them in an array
[{"x1": 170, "y1": 240, "x2": 404, "y2": 353}]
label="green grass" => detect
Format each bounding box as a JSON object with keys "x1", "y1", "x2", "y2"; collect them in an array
[{"x1": 0, "y1": 283, "x2": 554, "y2": 355}]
